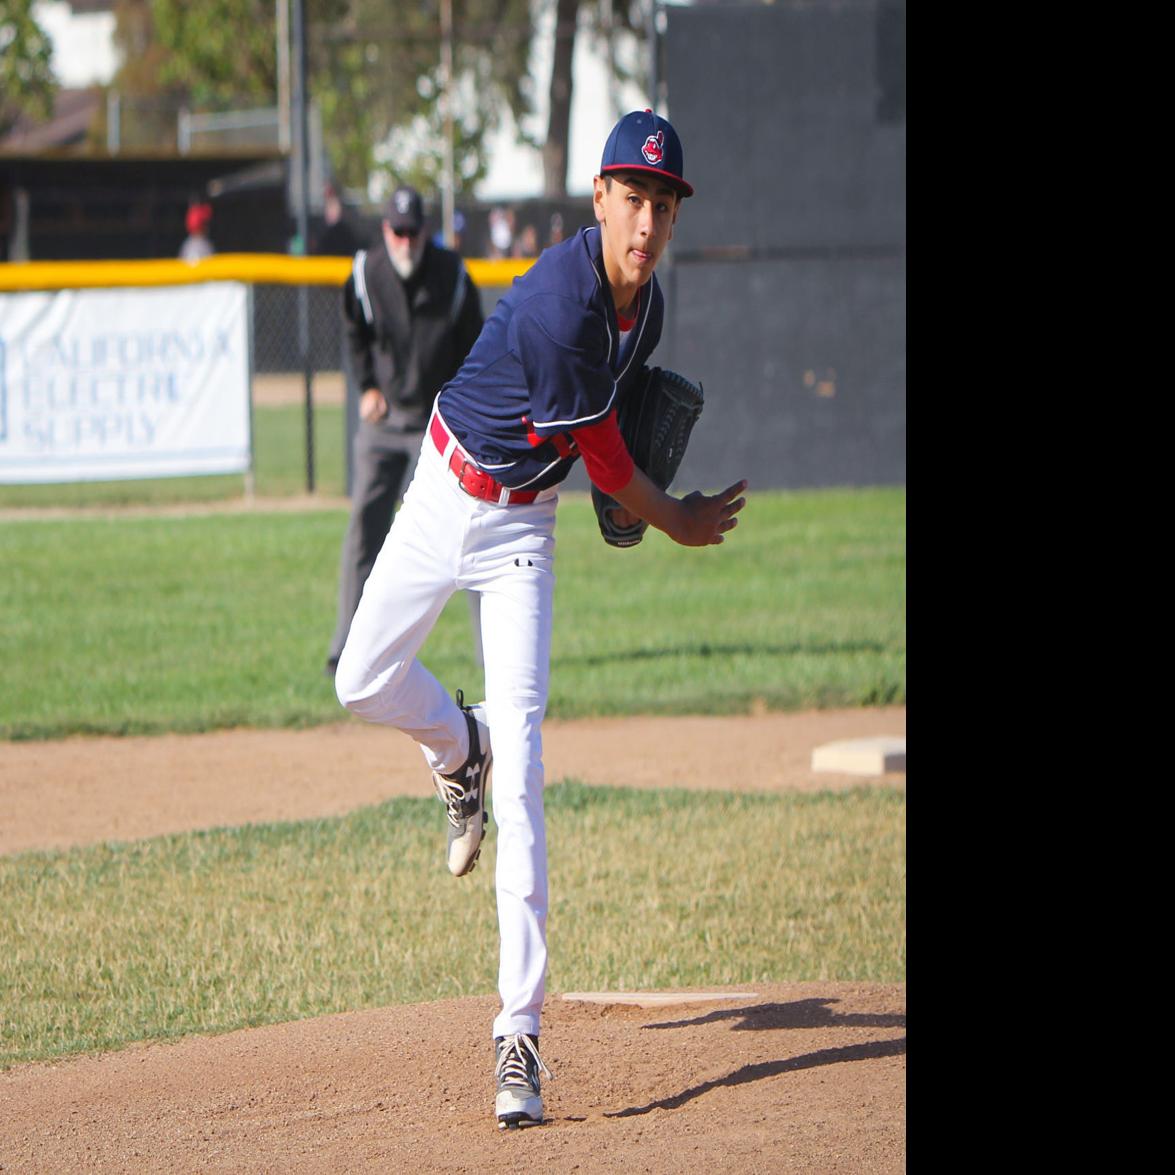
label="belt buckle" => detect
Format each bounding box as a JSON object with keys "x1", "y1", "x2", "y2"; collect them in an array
[{"x1": 457, "y1": 458, "x2": 487, "y2": 500}]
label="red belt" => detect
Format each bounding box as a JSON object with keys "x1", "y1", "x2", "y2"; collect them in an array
[{"x1": 430, "y1": 413, "x2": 540, "y2": 505}]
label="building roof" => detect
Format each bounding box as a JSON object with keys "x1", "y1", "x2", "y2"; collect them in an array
[{"x1": 0, "y1": 88, "x2": 102, "y2": 153}]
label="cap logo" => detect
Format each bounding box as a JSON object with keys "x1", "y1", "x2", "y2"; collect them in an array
[
  {"x1": 395, "y1": 190, "x2": 413, "y2": 213},
  {"x1": 642, "y1": 130, "x2": 665, "y2": 166}
]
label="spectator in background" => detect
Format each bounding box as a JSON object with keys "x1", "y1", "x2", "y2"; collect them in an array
[
  {"x1": 314, "y1": 183, "x2": 361, "y2": 257},
  {"x1": 513, "y1": 223, "x2": 539, "y2": 258},
  {"x1": 487, "y1": 206, "x2": 515, "y2": 258},
  {"x1": 547, "y1": 212, "x2": 565, "y2": 246},
  {"x1": 179, "y1": 201, "x2": 214, "y2": 262},
  {"x1": 324, "y1": 185, "x2": 485, "y2": 676}
]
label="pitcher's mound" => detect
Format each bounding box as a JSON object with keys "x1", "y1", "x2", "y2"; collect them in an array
[{"x1": 0, "y1": 981, "x2": 905, "y2": 1173}]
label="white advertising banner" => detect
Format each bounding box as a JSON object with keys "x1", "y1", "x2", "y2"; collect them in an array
[{"x1": 0, "y1": 282, "x2": 251, "y2": 484}]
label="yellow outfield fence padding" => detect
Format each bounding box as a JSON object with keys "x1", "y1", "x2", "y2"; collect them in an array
[{"x1": 0, "y1": 253, "x2": 535, "y2": 292}]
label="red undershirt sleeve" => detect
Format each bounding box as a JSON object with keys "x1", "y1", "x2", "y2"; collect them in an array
[{"x1": 573, "y1": 410, "x2": 635, "y2": 495}]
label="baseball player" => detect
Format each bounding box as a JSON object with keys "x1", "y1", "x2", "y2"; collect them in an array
[{"x1": 334, "y1": 109, "x2": 747, "y2": 1129}]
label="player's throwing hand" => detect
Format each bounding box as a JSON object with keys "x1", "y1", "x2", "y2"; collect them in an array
[{"x1": 675, "y1": 479, "x2": 749, "y2": 546}]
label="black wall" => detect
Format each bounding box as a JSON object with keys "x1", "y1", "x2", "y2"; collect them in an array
[{"x1": 577, "y1": 0, "x2": 906, "y2": 492}]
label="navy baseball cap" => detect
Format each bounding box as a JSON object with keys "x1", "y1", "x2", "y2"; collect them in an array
[{"x1": 599, "y1": 109, "x2": 693, "y2": 198}]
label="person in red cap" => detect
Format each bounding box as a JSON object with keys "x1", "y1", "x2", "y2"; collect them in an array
[
  {"x1": 334, "y1": 111, "x2": 746, "y2": 1129},
  {"x1": 179, "y1": 201, "x2": 214, "y2": 263}
]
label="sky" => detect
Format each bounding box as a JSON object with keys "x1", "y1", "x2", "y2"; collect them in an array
[
  {"x1": 32, "y1": 0, "x2": 653, "y2": 201},
  {"x1": 34, "y1": 1, "x2": 119, "y2": 88}
]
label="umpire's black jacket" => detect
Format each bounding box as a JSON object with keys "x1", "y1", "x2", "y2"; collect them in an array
[{"x1": 342, "y1": 239, "x2": 484, "y2": 433}]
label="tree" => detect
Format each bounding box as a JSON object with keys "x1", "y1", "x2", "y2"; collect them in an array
[
  {"x1": 542, "y1": 0, "x2": 577, "y2": 196},
  {"x1": 0, "y1": 0, "x2": 58, "y2": 138},
  {"x1": 151, "y1": 0, "x2": 284, "y2": 105},
  {"x1": 105, "y1": 0, "x2": 646, "y2": 199},
  {"x1": 313, "y1": 0, "x2": 535, "y2": 195},
  {"x1": 109, "y1": 0, "x2": 534, "y2": 196},
  {"x1": 541, "y1": 0, "x2": 649, "y2": 197},
  {"x1": 106, "y1": 0, "x2": 186, "y2": 149}
]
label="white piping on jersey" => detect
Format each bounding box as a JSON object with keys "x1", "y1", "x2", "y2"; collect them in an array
[
  {"x1": 436, "y1": 402, "x2": 564, "y2": 490},
  {"x1": 482, "y1": 455, "x2": 567, "y2": 489},
  {"x1": 583, "y1": 224, "x2": 652, "y2": 386},
  {"x1": 528, "y1": 227, "x2": 651, "y2": 432},
  {"x1": 352, "y1": 250, "x2": 374, "y2": 325},
  {"x1": 527, "y1": 289, "x2": 648, "y2": 433},
  {"x1": 476, "y1": 450, "x2": 564, "y2": 486},
  {"x1": 530, "y1": 381, "x2": 618, "y2": 432},
  {"x1": 586, "y1": 227, "x2": 616, "y2": 367},
  {"x1": 510, "y1": 458, "x2": 568, "y2": 488},
  {"x1": 614, "y1": 295, "x2": 650, "y2": 384}
]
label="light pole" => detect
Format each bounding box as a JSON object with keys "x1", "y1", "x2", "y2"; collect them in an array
[
  {"x1": 291, "y1": 0, "x2": 314, "y2": 491},
  {"x1": 440, "y1": 0, "x2": 456, "y2": 247},
  {"x1": 276, "y1": 0, "x2": 291, "y2": 151}
]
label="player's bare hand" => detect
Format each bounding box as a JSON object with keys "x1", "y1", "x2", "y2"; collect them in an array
[
  {"x1": 674, "y1": 480, "x2": 748, "y2": 546},
  {"x1": 360, "y1": 389, "x2": 388, "y2": 423}
]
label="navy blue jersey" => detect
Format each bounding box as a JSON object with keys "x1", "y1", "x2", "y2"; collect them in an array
[{"x1": 436, "y1": 226, "x2": 664, "y2": 490}]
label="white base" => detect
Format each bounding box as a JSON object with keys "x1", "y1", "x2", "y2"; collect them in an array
[{"x1": 811, "y1": 736, "x2": 906, "y2": 776}]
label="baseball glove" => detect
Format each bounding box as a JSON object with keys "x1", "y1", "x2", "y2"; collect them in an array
[{"x1": 591, "y1": 366, "x2": 704, "y2": 547}]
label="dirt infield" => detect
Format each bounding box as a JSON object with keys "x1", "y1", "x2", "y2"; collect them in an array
[
  {"x1": 0, "y1": 983, "x2": 906, "y2": 1173},
  {"x1": 0, "y1": 708, "x2": 906, "y2": 1171},
  {"x1": 0, "y1": 708, "x2": 905, "y2": 856},
  {"x1": 252, "y1": 371, "x2": 346, "y2": 407}
]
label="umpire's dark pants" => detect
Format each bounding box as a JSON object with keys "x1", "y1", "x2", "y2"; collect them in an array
[{"x1": 327, "y1": 423, "x2": 424, "y2": 667}]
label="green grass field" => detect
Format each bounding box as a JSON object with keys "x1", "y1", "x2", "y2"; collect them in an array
[
  {"x1": 0, "y1": 485, "x2": 904, "y2": 738},
  {"x1": 0, "y1": 783, "x2": 905, "y2": 1068},
  {"x1": 2, "y1": 401, "x2": 904, "y2": 735}
]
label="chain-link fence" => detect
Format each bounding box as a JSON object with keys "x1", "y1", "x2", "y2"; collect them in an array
[{"x1": 253, "y1": 284, "x2": 344, "y2": 375}]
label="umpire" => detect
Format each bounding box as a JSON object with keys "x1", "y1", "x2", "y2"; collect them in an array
[{"x1": 325, "y1": 185, "x2": 485, "y2": 675}]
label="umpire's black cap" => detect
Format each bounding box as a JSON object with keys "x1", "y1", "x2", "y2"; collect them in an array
[{"x1": 383, "y1": 186, "x2": 424, "y2": 233}]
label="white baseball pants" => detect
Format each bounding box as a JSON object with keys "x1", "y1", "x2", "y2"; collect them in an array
[{"x1": 334, "y1": 428, "x2": 558, "y2": 1040}]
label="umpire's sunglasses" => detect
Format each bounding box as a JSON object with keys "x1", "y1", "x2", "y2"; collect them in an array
[{"x1": 391, "y1": 227, "x2": 419, "y2": 238}]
